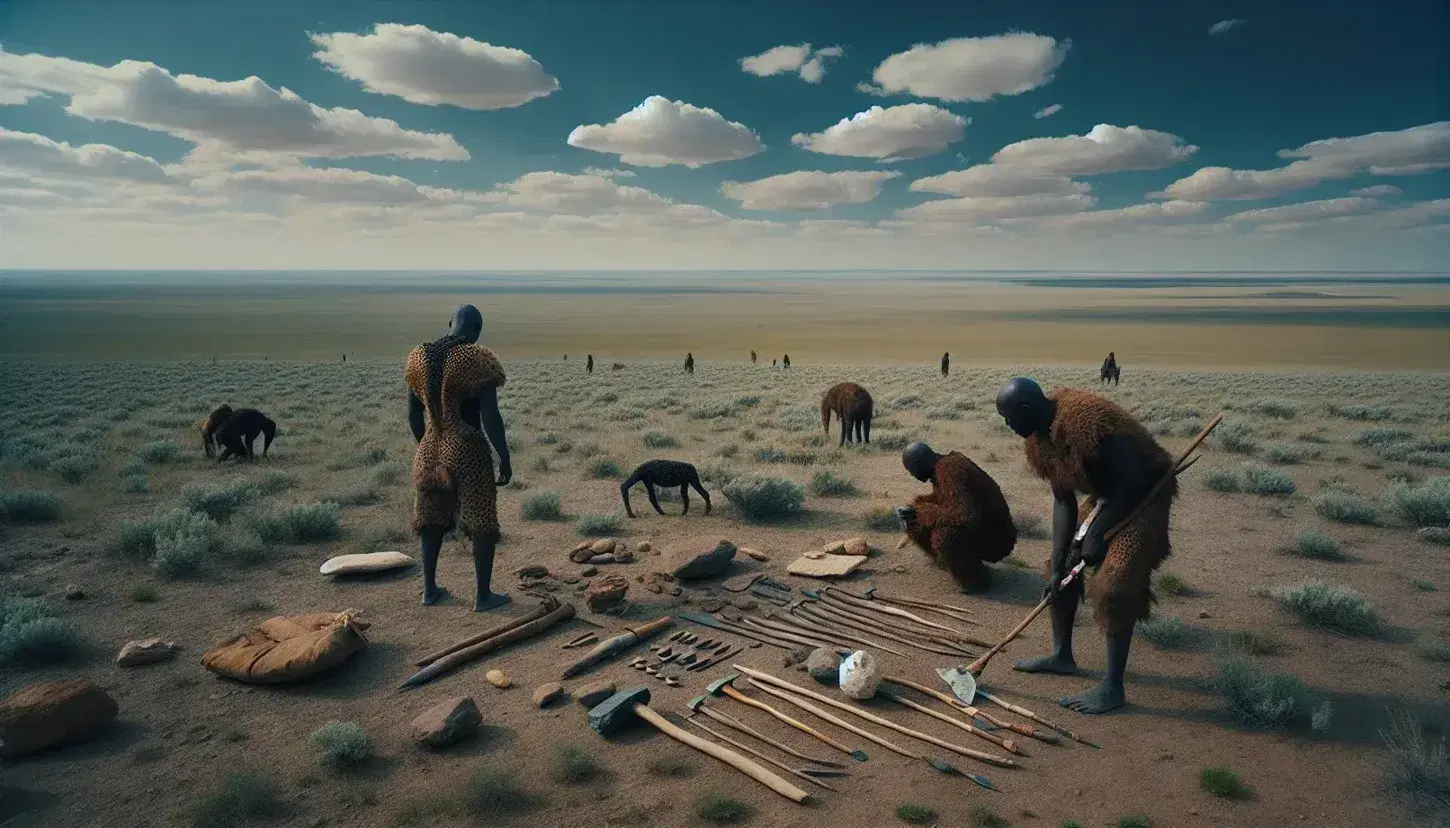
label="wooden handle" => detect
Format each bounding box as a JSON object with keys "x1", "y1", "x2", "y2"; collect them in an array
[
  {"x1": 722, "y1": 684, "x2": 860, "y2": 757},
  {"x1": 882, "y1": 690, "x2": 1020, "y2": 755},
  {"x1": 967, "y1": 562, "x2": 1084, "y2": 675},
  {"x1": 883, "y1": 675, "x2": 1061, "y2": 745},
  {"x1": 633, "y1": 704, "x2": 810, "y2": 803},
  {"x1": 744, "y1": 677, "x2": 920, "y2": 759},
  {"x1": 629, "y1": 615, "x2": 674, "y2": 640},
  {"x1": 414, "y1": 598, "x2": 554, "y2": 666}
]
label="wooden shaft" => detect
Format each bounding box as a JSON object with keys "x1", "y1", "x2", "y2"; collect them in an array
[
  {"x1": 740, "y1": 615, "x2": 875, "y2": 655},
  {"x1": 716, "y1": 616, "x2": 834, "y2": 652},
  {"x1": 756, "y1": 611, "x2": 910, "y2": 657},
  {"x1": 414, "y1": 599, "x2": 553, "y2": 666},
  {"x1": 743, "y1": 678, "x2": 920, "y2": 759},
  {"x1": 880, "y1": 690, "x2": 1021, "y2": 755},
  {"x1": 399, "y1": 601, "x2": 575, "y2": 689},
  {"x1": 697, "y1": 705, "x2": 842, "y2": 767},
  {"x1": 824, "y1": 589, "x2": 979, "y2": 642},
  {"x1": 975, "y1": 689, "x2": 1100, "y2": 749},
  {"x1": 798, "y1": 602, "x2": 972, "y2": 658},
  {"x1": 719, "y1": 683, "x2": 862, "y2": 759},
  {"x1": 965, "y1": 567, "x2": 1078, "y2": 677},
  {"x1": 735, "y1": 666, "x2": 1018, "y2": 769},
  {"x1": 632, "y1": 703, "x2": 811, "y2": 804},
  {"x1": 871, "y1": 592, "x2": 977, "y2": 620},
  {"x1": 705, "y1": 614, "x2": 844, "y2": 654},
  {"x1": 789, "y1": 606, "x2": 935, "y2": 657},
  {"x1": 628, "y1": 615, "x2": 675, "y2": 640},
  {"x1": 882, "y1": 675, "x2": 1060, "y2": 746},
  {"x1": 817, "y1": 593, "x2": 989, "y2": 648},
  {"x1": 684, "y1": 717, "x2": 837, "y2": 791}
]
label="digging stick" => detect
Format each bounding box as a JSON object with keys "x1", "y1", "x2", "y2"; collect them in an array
[
  {"x1": 809, "y1": 590, "x2": 981, "y2": 646},
  {"x1": 688, "y1": 698, "x2": 845, "y2": 767},
  {"x1": 414, "y1": 599, "x2": 554, "y2": 667},
  {"x1": 740, "y1": 614, "x2": 886, "y2": 656},
  {"x1": 882, "y1": 674, "x2": 1061, "y2": 746},
  {"x1": 681, "y1": 611, "x2": 846, "y2": 654},
  {"x1": 824, "y1": 588, "x2": 986, "y2": 644},
  {"x1": 736, "y1": 666, "x2": 1018, "y2": 769},
  {"x1": 714, "y1": 617, "x2": 836, "y2": 652},
  {"x1": 796, "y1": 602, "x2": 972, "y2": 658},
  {"x1": 710, "y1": 676, "x2": 869, "y2": 761},
  {"x1": 975, "y1": 689, "x2": 1099, "y2": 749},
  {"x1": 562, "y1": 616, "x2": 674, "y2": 678},
  {"x1": 866, "y1": 591, "x2": 979, "y2": 622},
  {"x1": 755, "y1": 610, "x2": 910, "y2": 657},
  {"x1": 400, "y1": 599, "x2": 575, "y2": 689},
  {"x1": 743, "y1": 677, "x2": 919, "y2": 759},
  {"x1": 683, "y1": 716, "x2": 838, "y2": 791},
  {"x1": 879, "y1": 689, "x2": 1023, "y2": 756}
]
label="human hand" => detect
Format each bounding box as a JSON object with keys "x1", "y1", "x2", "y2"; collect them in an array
[
  {"x1": 896, "y1": 506, "x2": 917, "y2": 531},
  {"x1": 496, "y1": 461, "x2": 512, "y2": 487}
]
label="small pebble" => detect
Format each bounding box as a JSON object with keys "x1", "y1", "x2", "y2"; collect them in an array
[
  {"x1": 63, "y1": 585, "x2": 85, "y2": 600},
  {"x1": 486, "y1": 669, "x2": 511, "y2": 688},
  {"x1": 1199, "y1": 611, "x2": 1211, "y2": 619},
  {"x1": 893, "y1": 565, "x2": 907, "y2": 574},
  {"x1": 732, "y1": 598, "x2": 758, "y2": 611},
  {"x1": 532, "y1": 683, "x2": 565, "y2": 708},
  {"x1": 581, "y1": 566, "x2": 598, "y2": 577},
  {"x1": 638, "y1": 542, "x2": 652, "y2": 554}
]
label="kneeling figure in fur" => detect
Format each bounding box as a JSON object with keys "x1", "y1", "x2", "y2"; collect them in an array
[{"x1": 898, "y1": 442, "x2": 1016, "y2": 593}]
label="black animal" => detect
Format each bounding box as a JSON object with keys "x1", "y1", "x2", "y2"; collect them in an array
[
  {"x1": 1100, "y1": 352, "x2": 1121, "y2": 386},
  {"x1": 215, "y1": 408, "x2": 277, "y2": 461},
  {"x1": 620, "y1": 460, "x2": 711, "y2": 518}
]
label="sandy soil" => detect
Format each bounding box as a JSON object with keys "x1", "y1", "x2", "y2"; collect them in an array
[{"x1": 1, "y1": 359, "x2": 1448, "y2": 828}]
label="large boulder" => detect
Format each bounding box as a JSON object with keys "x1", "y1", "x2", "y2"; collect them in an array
[
  {"x1": 410, "y1": 696, "x2": 481, "y2": 748},
  {"x1": 0, "y1": 680, "x2": 118, "y2": 757},
  {"x1": 661, "y1": 537, "x2": 737, "y2": 580}
]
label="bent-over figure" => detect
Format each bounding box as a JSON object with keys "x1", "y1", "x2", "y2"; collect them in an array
[
  {"x1": 199, "y1": 404, "x2": 235, "y2": 458},
  {"x1": 1100, "y1": 352, "x2": 1120, "y2": 386},
  {"x1": 620, "y1": 460, "x2": 710, "y2": 518},
  {"x1": 998, "y1": 377, "x2": 1176, "y2": 714},
  {"x1": 215, "y1": 409, "x2": 276, "y2": 461},
  {"x1": 821, "y1": 382, "x2": 873, "y2": 446},
  {"x1": 898, "y1": 442, "x2": 1016, "y2": 592},
  {"x1": 407, "y1": 304, "x2": 514, "y2": 612}
]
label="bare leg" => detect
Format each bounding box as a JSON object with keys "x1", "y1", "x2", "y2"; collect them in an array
[
  {"x1": 420, "y1": 528, "x2": 448, "y2": 606},
  {"x1": 680, "y1": 484, "x2": 690, "y2": 515},
  {"x1": 1060, "y1": 627, "x2": 1130, "y2": 714},
  {"x1": 472, "y1": 534, "x2": 511, "y2": 612},
  {"x1": 1012, "y1": 581, "x2": 1081, "y2": 675},
  {"x1": 646, "y1": 483, "x2": 666, "y2": 515}
]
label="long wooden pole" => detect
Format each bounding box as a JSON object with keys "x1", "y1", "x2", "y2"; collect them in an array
[
  {"x1": 879, "y1": 689, "x2": 1023, "y2": 755},
  {"x1": 683, "y1": 717, "x2": 837, "y2": 791},
  {"x1": 883, "y1": 674, "x2": 1060, "y2": 746},
  {"x1": 399, "y1": 600, "x2": 575, "y2": 689},
  {"x1": 717, "y1": 683, "x2": 867, "y2": 761},
  {"x1": 744, "y1": 677, "x2": 920, "y2": 759},
  {"x1": 632, "y1": 703, "x2": 810, "y2": 803},
  {"x1": 414, "y1": 599, "x2": 553, "y2": 666}
]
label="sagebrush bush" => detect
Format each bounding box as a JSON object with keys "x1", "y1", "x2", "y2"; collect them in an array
[
  {"x1": 699, "y1": 460, "x2": 739, "y2": 487},
  {"x1": 1215, "y1": 422, "x2": 1259, "y2": 454},
  {"x1": 587, "y1": 459, "x2": 623, "y2": 479},
  {"x1": 0, "y1": 489, "x2": 63, "y2": 523},
  {"x1": 50, "y1": 454, "x2": 98, "y2": 483},
  {"x1": 1271, "y1": 580, "x2": 1380, "y2": 636},
  {"x1": 1329, "y1": 403, "x2": 1391, "y2": 421},
  {"x1": 1137, "y1": 617, "x2": 1194, "y2": 649},
  {"x1": 1240, "y1": 463, "x2": 1296, "y2": 496},
  {"x1": 1421, "y1": 527, "x2": 1450, "y2": 546},
  {"x1": 121, "y1": 473, "x2": 149, "y2": 493},
  {"x1": 310, "y1": 721, "x2": 371, "y2": 769},
  {"x1": 0, "y1": 598, "x2": 81, "y2": 667},
  {"x1": 1214, "y1": 660, "x2": 1326, "y2": 730},
  {"x1": 1379, "y1": 708, "x2": 1450, "y2": 819},
  {"x1": 862, "y1": 506, "x2": 901, "y2": 532},
  {"x1": 723, "y1": 476, "x2": 805, "y2": 521},
  {"x1": 1313, "y1": 491, "x2": 1381, "y2": 525},
  {"x1": 369, "y1": 463, "x2": 404, "y2": 486},
  {"x1": 1204, "y1": 468, "x2": 1243, "y2": 493},
  {"x1": 182, "y1": 482, "x2": 259, "y2": 522},
  {"x1": 1354, "y1": 427, "x2": 1415, "y2": 447},
  {"x1": 754, "y1": 446, "x2": 787, "y2": 463},
  {"x1": 1266, "y1": 443, "x2": 1318, "y2": 465},
  {"x1": 246, "y1": 502, "x2": 342, "y2": 544},
  {"x1": 1154, "y1": 571, "x2": 1190, "y2": 595},
  {"x1": 138, "y1": 439, "x2": 181, "y2": 464},
  {"x1": 1228, "y1": 629, "x2": 1281, "y2": 656},
  {"x1": 873, "y1": 431, "x2": 913, "y2": 451},
  {"x1": 643, "y1": 429, "x2": 679, "y2": 448},
  {"x1": 1248, "y1": 398, "x2": 1299, "y2": 420},
  {"x1": 576, "y1": 514, "x2": 621, "y2": 536},
  {"x1": 1389, "y1": 475, "x2": 1450, "y2": 528},
  {"x1": 521, "y1": 490, "x2": 564, "y2": 521},
  {"x1": 811, "y1": 469, "x2": 858, "y2": 496},
  {"x1": 1295, "y1": 530, "x2": 1344, "y2": 560}
]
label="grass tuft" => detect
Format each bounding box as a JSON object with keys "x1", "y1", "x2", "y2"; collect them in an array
[
  {"x1": 309, "y1": 721, "x2": 372, "y2": 770},
  {"x1": 647, "y1": 754, "x2": 696, "y2": 778},
  {"x1": 642, "y1": 429, "x2": 679, "y2": 449},
  {"x1": 587, "y1": 458, "x2": 623, "y2": 479},
  {"x1": 1240, "y1": 463, "x2": 1296, "y2": 496},
  {"x1": 575, "y1": 513, "x2": 622, "y2": 536},
  {"x1": 1379, "y1": 708, "x2": 1450, "y2": 819},
  {"x1": 696, "y1": 793, "x2": 753, "y2": 824},
  {"x1": 1389, "y1": 475, "x2": 1450, "y2": 528},
  {"x1": 521, "y1": 490, "x2": 564, "y2": 521},
  {"x1": 0, "y1": 489, "x2": 63, "y2": 524},
  {"x1": 1200, "y1": 766, "x2": 1248, "y2": 799},
  {"x1": 189, "y1": 771, "x2": 286, "y2": 828},
  {"x1": 1228, "y1": 629, "x2": 1281, "y2": 656},
  {"x1": 1154, "y1": 571, "x2": 1189, "y2": 596},
  {"x1": 1270, "y1": 580, "x2": 1381, "y2": 636},
  {"x1": 550, "y1": 745, "x2": 604, "y2": 784},
  {"x1": 896, "y1": 804, "x2": 938, "y2": 824},
  {"x1": 722, "y1": 475, "x2": 806, "y2": 522},
  {"x1": 462, "y1": 770, "x2": 544, "y2": 815},
  {"x1": 1137, "y1": 617, "x2": 1195, "y2": 650},
  {"x1": 1213, "y1": 659, "x2": 1326, "y2": 730},
  {"x1": 1295, "y1": 530, "x2": 1344, "y2": 560},
  {"x1": 246, "y1": 503, "x2": 341, "y2": 544},
  {"x1": 811, "y1": 469, "x2": 859, "y2": 496},
  {"x1": 1313, "y1": 491, "x2": 1381, "y2": 525}
]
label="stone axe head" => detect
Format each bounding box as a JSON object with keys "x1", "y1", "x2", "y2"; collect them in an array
[
  {"x1": 705, "y1": 674, "x2": 739, "y2": 696},
  {"x1": 588, "y1": 686, "x2": 652, "y2": 737},
  {"x1": 864, "y1": 583, "x2": 878, "y2": 598},
  {"x1": 800, "y1": 587, "x2": 821, "y2": 600},
  {"x1": 685, "y1": 695, "x2": 707, "y2": 714}
]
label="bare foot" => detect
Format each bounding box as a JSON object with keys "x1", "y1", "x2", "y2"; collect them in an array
[
  {"x1": 1059, "y1": 682, "x2": 1124, "y2": 714},
  {"x1": 1012, "y1": 653, "x2": 1078, "y2": 675},
  {"x1": 475, "y1": 592, "x2": 512, "y2": 612},
  {"x1": 422, "y1": 585, "x2": 448, "y2": 606}
]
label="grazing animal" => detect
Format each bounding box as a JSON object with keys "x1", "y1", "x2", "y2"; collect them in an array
[
  {"x1": 998, "y1": 377, "x2": 1176, "y2": 715},
  {"x1": 199, "y1": 404, "x2": 235, "y2": 458},
  {"x1": 620, "y1": 460, "x2": 711, "y2": 518},
  {"x1": 406, "y1": 303, "x2": 513, "y2": 612},
  {"x1": 215, "y1": 409, "x2": 277, "y2": 461},
  {"x1": 821, "y1": 382, "x2": 874, "y2": 446},
  {"x1": 1100, "y1": 352, "x2": 1120, "y2": 385},
  {"x1": 685, "y1": 352, "x2": 694, "y2": 375},
  {"x1": 941, "y1": 352, "x2": 950, "y2": 378},
  {"x1": 899, "y1": 442, "x2": 1017, "y2": 592}
]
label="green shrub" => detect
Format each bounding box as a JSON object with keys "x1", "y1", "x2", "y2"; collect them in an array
[
  {"x1": 521, "y1": 491, "x2": 564, "y2": 521},
  {"x1": 587, "y1": 459, "x2": 623, "y2": 479},
  {"x1": 863, "y1": 506, "x2": 901, "y2": 532},
  {"x1": 699, "y1": 460, "x2": 739, "y2": 487},
  {"x1": 1154, "y1": 571, "x2": 1190, "y2": 596},
  {"x1": 643, "y1": 430, "x2": 679, "y2": 449},
  {"x1": 1200, "y1": 766, "x2": 1247, "y2": 798},
  {"x1": 896, "y1": 804, "x2": 938, "y2": 824},
  {"x1": 926, "y1": 406, "x2": 962, "y2": 421},
  {"x1": 138, "y1": 439, "x2": 181, "y2": 464},
  {"x1": 575, "y1": 513, "x2": 621, "y2": 536},
  {"x1": 1215, "y1": 422, "x2": 1258, "y2": 454},
  {"x1": 696, "y1": 793, "x2": 752, "y2": 824},
  {"x1": 1421, "y1": 527, "x2": 1450, "y2": 546},
  {"x1": 1227, "y1": 629, "x2": 1281, "y2": 656},
  {"x1": 874, "y1": 431, "x2": 913, "y2": 451},
  {"x1": 1271, "y1": 581, "x2": 1380, "y2": 636},
  {"x1": 0, "y1": 598, "x2": 80, "y2": 667},
  {"x1": 1295, "y1": 530, "x2": 1343, "y2": 560},
  {"x1": 1248, "y1": 398, "x2": 1299, "y2": 420},
  {"x1": 182, "y1": 482, "x2": 259, "y2": 522},
  {"x1": 368, "y1": 462, "x2": 404, "y2": 486},
  {"x1": 1313, "y1": 491, "x2": 1381, "y2": 525},
  {"x1": 1240, "y1": 463, "x2": 1296, "y2": 496},
  {"x1": 131, "y1": 584, "x2": 159, "y2": 603},
  {"x1": 0, "y1": 489, "x2": 63, "y2": 523},
  {"x1": 246, "y1": 503, "x2": 341, "y2": 544},
  {"x1": 1204, "y1": 468, "x2": 1243, "y2": 493},
  {"x1": 754, "y1": 446, "x2": 787, "y2": 463},
  {"x1": 1266, "y1": 443, "x2": 1318, "y2": 465},
  {"x1": 971, "y1": 805, "x2": 1009, "y2": 827},
  {"x1": 811, "y1": 469, "x2": 858, "y2": 496},
  {"x1": 1014, "y1": 513, "x2": 1049, "y2": 540},
  {"x1": 535, "y1": 433, "x2": 559, "y2": 446},
  {"x1": 1329, "y1": 403, "x2": 1391, "y2": 421},
  {"x1": 1389, "y1": 476, "x2": 1450, "y2": 528},
  {"x1": 1214, "y1": 660, "x2": 1323, "y2": 729},
  {"x1": 722, "y1": 475, "x2": 806, "y2": 521},
  {"x1": 1409, "y1": 450, "x2": 1450, "y2": 469},
  {"x1": 122, "y1": 473, "x2": 149, "y2": 493},
  {"x1": 189, "y1": 772, "x2": 287, "y2": 828},
  {"x1": 1354, "y1": 427, "x2": 1415, "y2": 447},
  {"x1": 50, "y1": 454, "x2": 98, "y2": 483},
  {"x1": 1137, "y1": 617, "x2": 1194, "y2": 649},
  {"x1": 1412, "y1": 636, "x2": 1450, "y2": 662},
  {"x1": 1379, "y1": 708, "x2": 1450, "y2": 819},
  {"x1": 1117, "y1": 815, "x2": 1152, "y2": 828},
  {"x1": 309, "y1": 721, "x2": 372, "y2": 769}
]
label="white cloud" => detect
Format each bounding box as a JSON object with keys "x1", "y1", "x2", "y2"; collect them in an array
[
  {"x1": 858, "y1": 34, "x2": 1069, "y2": 102},
  {"x1": 721, "y1": 170, "x2": 900, "y2": 211},
  {"x1": 0, "y1": 48, "x2": 468, "y2": 161},
  {"x1": 791, "y1": 104, "x2": 967, "y2": 161},
  {"x1": 1157, "y1": 122, "x2": 1450, "y2": 201},
  {"x1": 1033, "y1": 104, "x2": 1062, "y2": 119},
  {"x1": 309, "y1": 23, "x2": 559, "y2": 110},
  {"x1": 895, "y1": 193, "x2": 1095, "y2": 223},
  {"x1": 1006, "y1": 199, "x2": 1212, "y2": 232},
  {"x1": 566, "y1": 96, "x2": 765, "y2": 168},
  {"x1": 740, "y1": 44, "x2": 844, "y2": 84},
  {"x1": 0, "y1": 127, "x2": 171, "y2": 183},
  {"x1": 992, "y1": 124, "x2": 1198, "y2": 176},
  {"x1": 1209, "y1": 19, "x2": 1247, "y2": 36},
  {"x1": 192, "y1": 165, "x2": 447, "y2": 206},
  {"x1": 1350, "y1": 184, "x2": 1402, "y2": 198},
  {"x1": 580, "y1": 167, "x2": 636, "y2": 178},
  {"x1": 909, "y1": 164, "x2": 1088, "y2": 198},
  {"x1": 486, "y1": 170, "x2": 681, "y2": 215},
  {"x1": 1224, "y1": 197, "x2": 1385, "y2": 224}
]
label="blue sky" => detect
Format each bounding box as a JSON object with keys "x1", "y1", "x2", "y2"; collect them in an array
[{"x1": 0, "y1": 0, "x2": 1446, "y2": 270}]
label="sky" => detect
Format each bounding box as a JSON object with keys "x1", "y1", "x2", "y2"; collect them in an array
[{"x1": 0, "y1": 0, "x2": 1447, "y2": 272}]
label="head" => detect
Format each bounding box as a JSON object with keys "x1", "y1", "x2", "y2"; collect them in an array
[
  {"x1": 448, "y1": 304, "x2": 483, "y2": 343},
  {"x1": 995, "y1": 377, "x2": 1052, "y2": 438},
  {"x1": 902, "y1": 441, "x2": 941, "y2": 482},
  {"x1": 1108, "y1": 351, "x2": 1115, "y2": 360}
]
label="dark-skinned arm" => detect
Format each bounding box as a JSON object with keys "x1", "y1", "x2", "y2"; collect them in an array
[
  {"x1": 1045, "y1": 483, "x2": 1079, "y2": 599},
  {"x1": 407, "y1": 390, "x2": 425, "y2": 443},
  {"x1": 1077, "y1": 435, "x2": 1149, "y2": 567},
  {"x1": 477, "y1": 386, "x2": 512, "y2": 486}
]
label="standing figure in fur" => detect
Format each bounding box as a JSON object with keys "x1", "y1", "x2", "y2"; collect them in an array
[
  {"x1": 1100, "y1": 352, "x2": 1120, "y2": 385},
  {"x1": 997, "y1": 377, "x2": 1176, "y2": 714},
  {"x1": 620, "y1": 460, "x2": 711, "y2": 517},
  {"x1": 821, "y1": 382, "x2": 873, "y2": 446},
  {"x1": 898, "y1": 442, "x2": 1016, "y2": 592},
  {"x1": 684, "y1": 352, "x2": 694, "y2": 375},
  {"x1": 941, "y1": 352, "x2": 950, "y2": 378},
  {"x1": 587, "y1": 354, "x2": 593, "y2": 374},
  {"x1": 782, "y1": 354, "x2": 791, "y2": 370},
  {"x1": 215, "y1": 409, "x2": 276, "y2": 461},
  {"x1": 750, "y1": 350, "x2": 757, "y2": 364},
  {"x1": 406, "y1": 304, "x2": 514, "y2": 612},
  {"x1": 199, "y1": 404, "x2": 234, "y2": 458}
]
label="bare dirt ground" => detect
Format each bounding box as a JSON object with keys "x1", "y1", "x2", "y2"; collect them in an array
[{"x1": 1, "y1": 358, "x2": 1449, "y2": 828}]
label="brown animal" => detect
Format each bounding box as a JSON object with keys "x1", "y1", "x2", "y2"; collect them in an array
[
  {"x1": 199, "y1": 404, "x2": 234, "y2": 458},
  {"x1": 820, "y1": 382, "x2": 873, "y2": 446},
  {"x1": 899, "y1": 443, "x2": 1016, "y2": 592}
]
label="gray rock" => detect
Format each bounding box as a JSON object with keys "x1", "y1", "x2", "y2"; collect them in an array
[
  {"x1": 575, "y1": 681, "x2": 616, "y2": 708},
  {"x1": 513, "y1": 565, "x2": 550, "y2": 579},
  {"x1": 117, "y1": 638, "x2": 181, "y2": 667},
  {"x1": 806, "y1": 648, "x2": 841, "y2": 684},
  {"x1": 731, "y1": 597, "x2": 758, "y2": 611},
  {"x1": 696, "y1": 597, "x2": 727, "y2": 613},
  {"x1": 533, "y1": 682, "x2": 565, "y2": 708},
  {"x1": 410, "y1": 696, "x2": 481, "y2": 748},
  {"x1": 63, "y1": 585, "x2": 85, "y2": 601},
  {"x1": 838, "y1": 650, "x2": 881, "y2": 700},
  {"x1": 581, "y1": 566, "x2": 599, "y2": 577},
  {"x1": 662, "y1": 537, "x2": 737, "y2": 580}
]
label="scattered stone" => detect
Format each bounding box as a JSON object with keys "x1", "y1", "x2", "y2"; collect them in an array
[
  {"x1": 722, "y1": 572, "x2": 764, "y2": 593},
  {"x1": 562, "y1": 577, "x2": 580, "y2": 585},
  {"x1": 575, "y1": 681, "x2": 616, "y2": 708},
  {"x1": 533, "y1": 683, "x2": 565, "y2": 708},
  {"x1": 1198, "y1": 612, "x2": 1211, "y2": 619},
  {"x1": 542, "y1": 582, "x2": 560, "y2": 592},
  {"x1": 646, "y1": 583, "x2": 663, "y2": 595},
  {"x1": 821, "y1": 540, "x2": 848, "y2": 555},
  {"x1": 570, "y1": 541, "x2": 596, "y2": 564},
  {"x1": 587, "y1": 574, "x2": 630, "y2": 613},
  {"x1": 838, "y1": 650, "x2": 881, "y2": 700},
  {"x1": 513, "y1": 565, "x2": 550, "y2": 580},
  {"x1": 784, "y1": 647, "x2": 812, "y2": 668},
  {"x1": 319, "y1": 551, "x2": 415, "y2": 576},
  {"x1": 63, "y1": 584, "x2": 85, "y2": 601},
  {"x1": 739, "y1": 547, "x2": 769, "y2": 562},
  {"x1": 667, "y1": 586, "x2": 682, "y2": 597},
  {"x1": 614, "y1": 548, "x2": 635, "y2": 563},
  {"x1": 410, "y1": 696, "x2": 481, "y2": 748},
  {"x1": 787, "y1": 553, "x2": 868, "y2": 579},
  {"x1": 117, "y1": 638, "x2": 181, "y2": 667},
  {"x1": 638, "y1": 542, "x2": 652, "y2": 554},
  {"x1": 893, "y1": 565, "x2": 907, "y2": 574},
  {"x1": 662, "y1": 537, "x2": 737, "y2": 580},
  {"x1": 0, "y1": 680, "x2": 118, "y2": 757},
  {"x1": 806, "y1": 648, "x2": 841, "y2": 683},
  {"x1": 732, "y1": 597, "x2": 758, "y2": 611},
  {"x1": 843, "y1": 538, "x2": 870, "y2": 557},
  {"x1": 485, "y1": 669, "x2": 511, "y2": 689},
  {"x1": 581, "y1": 566, "x2": 598, "y2": 577},
  {"x1": 588, "y1": 554, "x2": 618, "y2": 565},
  {"x1": 590, "y1": 538, "x2": 617, "y2": 555},
  {"x1": 697, "y1": 597, "x2": 727, "y2": 613}
]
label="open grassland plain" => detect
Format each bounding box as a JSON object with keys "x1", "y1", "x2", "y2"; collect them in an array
[
  {"x1": 2, "y1": 272, "x2": 1449, "y2": 370},
  {"x1": 2, "y1": 357, "x2": 1450, "y2": 828}
]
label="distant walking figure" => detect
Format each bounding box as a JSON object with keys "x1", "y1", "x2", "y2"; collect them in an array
[
  {"x1": 587, "y1": 354, "x2": 594, "y2": 374},
  {"x1": 941, "y1": 352, "x2": 950, "y2": 378},
  {"x1": 342, "y1": 354, "x2": 346, "y2": 363},
  {"x1": 1100, "y1": 352, "x2": 1121, "y2": 386},
  {"x1": 564, "y1": 354, "x2": 568, "y2": 361},
  {"x1": 685, "y1": 352, "x2": 694, "y2": 375},
  {"x1": 750, "y1": 350, "x2": 757, "y2": 364},
  {"x1": 772, "y1": 358, "x2": 777, "y2": 368},
  {"x1": 783, "y1": 354, "x2": 791, "y2": 370}
]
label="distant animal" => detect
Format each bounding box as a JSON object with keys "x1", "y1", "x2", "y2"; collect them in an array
[
  {"x1": 611, "y1": 362, "x2": 625, "y2": 371},
  {"x1": 772, "y1": 358, "x2": 777, "y2": 368},
  {"x1": 821, "y1": 382, "x2": 874, "y2": 447},
  {"x1": 215, "y1": 408, "x2": 277, "y2": 461},
  {"x1": 198, "y1": 404, "x2": 235, "y2": 458},
  {"x1": 1100, "y1": 352, "x2": 1120, "y2": 386},
  {"x1": 941, "y1": 352, "x2": 950, "y2": 378},
  {"x1": 620, "y1": 460, "x2": 711, "y2": 518},
  {"x1": 685, "y1": 352, "x2": 694, "y2": 375}
]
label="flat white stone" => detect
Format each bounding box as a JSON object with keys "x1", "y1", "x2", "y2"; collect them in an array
[
  {"x1": 786, "y1": 554, "x2": 867, "y2": 578},
  {"x1": 320, "y1": 551, "x2": 416, "y2": 576}
]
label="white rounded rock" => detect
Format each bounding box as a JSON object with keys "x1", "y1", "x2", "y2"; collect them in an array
[{"x1": 838, "y1": 650, "x2": 881, "y2": 700}]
